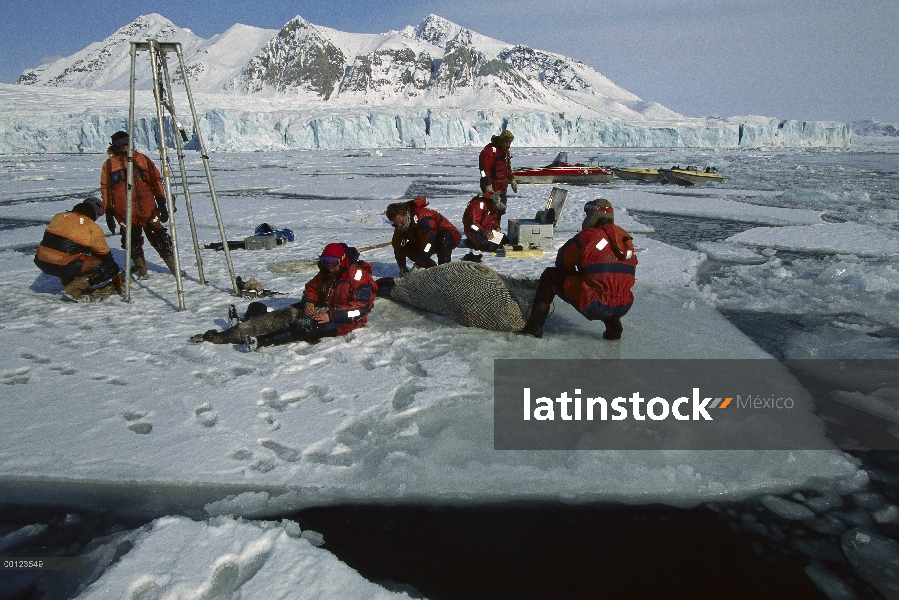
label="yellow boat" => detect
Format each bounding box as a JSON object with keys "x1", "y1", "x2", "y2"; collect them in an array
[{"x1": 658, "y1": 167, "x2": 724, "y2": 186}]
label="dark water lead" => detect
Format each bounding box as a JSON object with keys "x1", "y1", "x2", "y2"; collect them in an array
[
  {"x1": 0, "y1": 219, "x2": 48, "y2": 232},
  {"x1": 293, "y1": 503, "x2": 841, "y2": 600},
  {"x1": 628, "y1": 211, "x2": 758, "y2": 250},
  {"x1": 0, "y1": 501, "x2": 846, "y2": 600}
]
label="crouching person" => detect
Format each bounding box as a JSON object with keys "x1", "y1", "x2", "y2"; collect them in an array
[
  {"x1": 244, "y1": 243, "x2": 377, "y2": 351},
  {"x1": 386, "y1": 196, "x2": 461, "y2": 275},
  {"x1": 34, "y1": 197, "x2": 122, "y2": 302},
  {"x1": 462, "y1": 192, "x2": 509, "y2": 259},
  {"x1": 521, "y1": 199, "x2": 637, "y2": 340}
]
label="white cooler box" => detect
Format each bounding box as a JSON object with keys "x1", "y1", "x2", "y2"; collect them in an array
[
  {"x1": 507, "y1": 220, "x2": 554, "y2": 249},
  {"x1": 506, "y1": 186, "x2": 569, "y2": 250}
]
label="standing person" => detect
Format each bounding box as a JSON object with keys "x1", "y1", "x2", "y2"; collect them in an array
[
  {"x1": 100, "y1": 130, "x2": 178, "y2": 279},
  {"x1": 34, "y1": 197, "x2": 122, "y2": 302},
  {"x1": 385, "y1": 196, "x2": 461, "y2": 275},
  {"x1": 478, "y1": 129, "x2": 518, "y2": 225},
  {"x1": 461, "y1": 192, "x2": 509, "y2": 259},
  {"x1": 521, "y1": 199, "x2": 637, "y2": 340},
  {"x1": 242, "y1": 243, "x2": 378, "y2": 351}
]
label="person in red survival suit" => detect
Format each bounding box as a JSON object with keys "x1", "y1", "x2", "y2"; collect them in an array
[
  {"x1": 385, "y1": 197, "x2": 461, "y2": 275},
  {"x1": 461, "y1": 192, "x2": 510, "y2": 259},
  {"x1": 243, "y1": 243, "x2": 378, "y2": 351},
  {"x1": 520, "y1": 198, "x2": 638, "y2": 340},
  {"x1": 478, "y1": 129, "x2": 517, "y2": 225},
  {"x1": 100, "y1": 130, "x2": 178, "y2": 279},
  {"x1": 34, "y1": 197, "x2": 123, "y2": 302}
]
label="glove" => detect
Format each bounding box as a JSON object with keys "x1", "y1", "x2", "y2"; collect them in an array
[
  {"x1": 485, "y1": 184, "x2": 494, "y2": 193},
  {"x1": 155, "y1": 196, "x2": 169, "y2": 223},
  {"x1": 399, "y1": 266, "x2": 410, "y2": 277},
  {"x1": 510, "y1": 179, "x2": 518, "y2": 193},
  {"x1": 106, "y1": 211, "x2": 117, "y2": 234}
]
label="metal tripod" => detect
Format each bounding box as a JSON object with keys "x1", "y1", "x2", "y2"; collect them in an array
[{"x1": 123, "y1": 39, "x2": 239, "y2": 309}]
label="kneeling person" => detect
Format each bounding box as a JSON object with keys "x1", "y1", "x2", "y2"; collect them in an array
[
  {"x1": 242, "y1": 243, "x2": 377, "y2": 350},
  {"x1": 34, "y1": 197, "x2": 122, "y2": 302},
  {"x1": 521, "y1": 199, "x2": 637, "y2": 340},
  {"x1": 462, "y1": 192, "x2": 509, "y2": 256}
]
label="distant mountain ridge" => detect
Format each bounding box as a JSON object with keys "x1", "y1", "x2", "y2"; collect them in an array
[{"x1": 16, "y1": 13, "x2": 682, "y2": 122}]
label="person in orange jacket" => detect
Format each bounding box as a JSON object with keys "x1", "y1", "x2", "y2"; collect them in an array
[
  {"x1": 100, "y1": 131, "x2": 177, "y2": 279},
  {"x1": 385, "y1": 196, "x2": 461, "y2": 275},
  {"x1": 521, "y1": 199, "x2": 638, "y2": 340},
  {"x1": 240, "y1": 243, "x2": 378, "y2": 351},
  {"x1": 34, "y1": 197, "x2": 122, "y2": 302}
]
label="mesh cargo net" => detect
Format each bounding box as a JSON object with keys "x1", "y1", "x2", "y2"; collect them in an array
[{"x1": 388, "y1": 262, "x2": 535, "y2": 331}]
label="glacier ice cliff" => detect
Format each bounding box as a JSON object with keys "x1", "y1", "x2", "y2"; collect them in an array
[{"x1": 0, "y1": 91, "x2": 851, "y2": 154}]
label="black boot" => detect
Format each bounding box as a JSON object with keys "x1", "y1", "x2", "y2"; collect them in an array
[
  {"x1": 603, "y1": 317, "x2": 623, "y2": 340},
  {"x1": 228, "y1": 304, "x2": 240, "y2": 327},
  {"x1": 245, "y1": 327, "x2": 295, "y2": 351},
  {"x1": 520, "y1": 303, "x2": 551, "y2": 338}
]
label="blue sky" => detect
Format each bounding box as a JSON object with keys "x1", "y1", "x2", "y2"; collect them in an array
[{"x1": 0, "y1": 0, "x2": 896, "y2": 123}]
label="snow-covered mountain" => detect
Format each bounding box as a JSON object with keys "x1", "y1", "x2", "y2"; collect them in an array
[
  {"x1": 6, "y1": 13, "x2": 852, "y2": 152},
  {"x1": 16, "y1": 13, "x2": 679, "y2": 122}
]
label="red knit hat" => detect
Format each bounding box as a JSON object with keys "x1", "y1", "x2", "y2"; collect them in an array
[{"x1": 321, "y1": 243, "x2": 348, "y2": 268}]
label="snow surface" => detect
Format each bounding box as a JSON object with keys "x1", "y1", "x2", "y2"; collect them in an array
[{"x1": 1, "y1": 147, "x2": 898, "y2": 597}]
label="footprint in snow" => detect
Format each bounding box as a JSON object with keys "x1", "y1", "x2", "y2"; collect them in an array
[
  {"x1": 260, "y1": 439, "x2": 299, "y2": 462},
  {"x1": 122, "y1": 411, "x2": 152, "y2": 434},
  {"x1": 49, "y1": 366, "x2": 77, "y2": 375},
  {"x1": 2, "y1": 367, "x2": 30, "y2": 385},
  {"x1": 20, "y1": 351, "x2": 50, "y2": 364},
  {"x1": 194, "y1": 403, "x2": 218, "y2": 428}
]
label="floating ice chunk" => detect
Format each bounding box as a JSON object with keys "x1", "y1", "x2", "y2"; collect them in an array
[
  {"x1": 0, "y1": 523, "x2": 48, "y2": 552},
  {"x1": 727, "y1": 223, "x2": 899, "y2": 258},
  {"x1": 804, "y1": 562, "x2": 859, "y2": 600},
  {"x1": 804, "y1": 492, "x2": 845, "y2": 514},
  {"x1": 761, "y1": 495, "x2": 815, "y2": 520},
  {"x1": 832, "y1": 391, "x2": 899, "y2": 426},
  {"x1": 874, "y1": 505, "x2": 899, "y2": 524},
  {"x1": 691, "y1": 241, "x2": 768, "y2": 264},
  {"x1": 841, "y1": 529, "x2": 899, "y2": 600},
  {"x1": 77, "y1": 516, "x2": 406, "y2": 599}
]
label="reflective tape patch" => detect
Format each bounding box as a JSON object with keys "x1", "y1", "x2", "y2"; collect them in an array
[
  {"x1": 423, "y1": 243, "x2": 431, "y2": 252},
  {"x1": 471, "y1": 225, "x2": 481, "y2": 232},
  {"x1": 347, "y1": 310, "x2": 361, "y2": 318},
  {"x1": 626, "y1": 250, "x2": 633, "y2": 259},
  {"x1": 479, "y1": 202, "x2": 484, "y2": 209},
  {"x1": 354, "y1": 270, "x2": 363, "y2": 281},
  {"x1": 595, "y1": 238, "x2": 608, "y2": 251}
]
